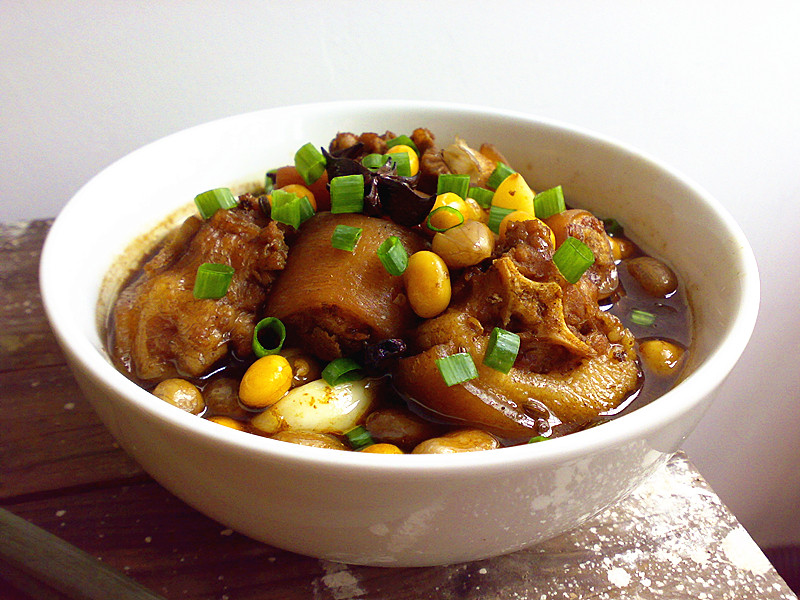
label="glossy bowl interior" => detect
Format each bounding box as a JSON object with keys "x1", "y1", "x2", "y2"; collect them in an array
[{"x1": 40, "y1": 101, "x2": 759, "y2": 566}]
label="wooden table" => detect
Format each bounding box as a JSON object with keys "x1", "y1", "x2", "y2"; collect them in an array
[{"x1": 1, "y1": 219, "x2": 796, "y2": 600}]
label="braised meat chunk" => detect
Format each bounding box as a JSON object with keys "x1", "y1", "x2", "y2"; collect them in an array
[
  {"x1": 110, "y1": 200, "x2": 288, "y2": 384},
  {"x1": 264, "y1": 212, "x2": 427, "y2": 361},
  {"x1": 394, "y1": 218, "x2": 639, "y2": 441}
]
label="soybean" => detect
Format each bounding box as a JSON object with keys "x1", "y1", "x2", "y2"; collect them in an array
[
  {"x1": 431, "y1": 220, "x2": 495, "y2": 269},
  {"x1": 239, "y1": 354, "x2": 293, "y2": 409},
  {"x1": 404, "y1": 250, "x2": 451, "y2": 318},
  {"x1": 639, "y1": 339, "x2": 685, "y2": 376},
  {"x1": 152, "y1": 378, "x2": 205, "y2": 415},
  {"x1": 412, "y1": 429, "x2": 500, "y2": 454},
  {"x1": 626, "y1": 256, "x2": 678, "y2": 297}
]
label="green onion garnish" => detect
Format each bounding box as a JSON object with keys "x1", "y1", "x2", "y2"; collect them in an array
[
  {"x1": 426, "y1": 206, "x2": 465, "y2": 232},
  {"x1": 270, "y1": 189, "x2": 315, "y2": 229},
  {"x1": 252, "y1": 317, "x2": 286, "y2": 357},
  {"x1": 603, "y1": 218, "x2": 624, "y2": 237},
  {"x1": 436, "y1": 174, "x2": 470, "y2": 199},
  {"x1": 553, "y1": 237, "x2": 595, "y2": 284},
  {"x1": 487, "y1": 205, "x2": 515, "y2": 234},
  {"x1": 533, "y1": 185, "x2": 566, "y2": 219},
  {"x1": 294, "y1": 142, "x2": 327, "y2": 185},
  {"x1": 487, "y1": 162, "x2": 516, "y2": 190},
  {"x1": 322, "y1": 357, "x2": 364, "y2": 386},
  {"x1": 193, "y1": 263, "x2": 235, "y2": 299},
  {"x1": 330, "y1": 174, "x2": 365, "y2": 214},
  {"x1": 436, "y1": 352, "x2": 479, "y2": 387},
  {"x1": 630, "y1": 309, "x2": 657, "y2": 327},
  {"x1": 528, "y1": 435, "x2": 549, "y2": 443},
  {"x1": 468, "y1": 186, "x2": 494, "y2": 209},
  {"x1": 386, "y1": 152, "x2": 412, "y2": 177},
  {"x1": 194, "y1": 188, "x2": 238, "y2": 220},
  {"x1": 362, "y1": 153, "x2": 390, "y2": 170},
  {"x1": 331, "y1": 224, "x2": 363, "y2": 252},
  {"x1": 345, "y1": 425, "x2": 374, "y2": 450},
  {"x1": 385, "y1": 135, "x2": 419, "y2": 155},
  {"x1": 376, "y1": 236, "x2": 408, "y2": 276},
  {"x1": 483, "y1": 327, "x2": 520, "y2": 374}
]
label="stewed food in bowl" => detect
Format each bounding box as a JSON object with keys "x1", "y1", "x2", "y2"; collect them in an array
[{"x1": 106, "y1": 127, "x2": 691, "y2": 454}]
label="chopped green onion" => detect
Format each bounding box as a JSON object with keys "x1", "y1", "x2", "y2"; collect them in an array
[
  {"x1": 487, "y1": 205, "x2": 515, "y2": 234},
  {"x1": 468, "y1": 186, "x2": 494, "y2": 209},
  {"x1": 376, "y1": 236, "x2": 408, "y2": 276},
  {"x1": 362, "y1": 153, "x2": 390, "y2": 170},
  {"x1": 487, "y1": 162, "x2": 516, "y2": 190},
  {"x1": 436, "y1": 174, "x2": 471, "y2": 199},
  {"x1": 630, "y1": 309, "x2": 657, "y2": 327},
  {"x1": 436, "y1": 352, "x2": 479, "y2": 387},
  {"x1": 528, "y1": 435, "x2": 549, "y2": 443},
  {"x1": 386, "y1": 151, "x2": 412, "y2": 177},
  {"x1": 553, "y1": 237, "x2": 595, "y2": 284},
  {"x1": 330, "y1": 174, "x2": 365, "y2": 214},
  {"x1": 385, "y1": 134, "x2": 419, "y2": 155},
  {"x1": 603, "y1": 218, "x2": 624, "y2": 237},
  {"x1": 194, "y1": 188, "x2": 238, "y2": 220},
  {"x1": 270, "y1": 189, "x2": 315, "y2": 229},
  {"x1": 322, "y1": 357, "x2": 364, "y2": 386},
  {"x1": 294, "y1": 142, "x2": 327, "y2": 185},
  {"x1": 533, "y1": 185, "x2": 566, "y2": 219},
  {"x1": 345, "y1": 425, "x2": 374, "y2": 450},
  {"x1": 331, "y1": 224, "x2": 363, "y2": 252},
  {"x1": 426, "y1": 206, "x2": 465, "y2": 232},
  {"x1": 483, "y1": 327, "x2": 520, "y2": 374},
  {"x1": 193, "y1": 263, "x2": 235, "y2": 299},
  {"x1": 252, "y1": 317, "x2": 286, "y2": 357}
]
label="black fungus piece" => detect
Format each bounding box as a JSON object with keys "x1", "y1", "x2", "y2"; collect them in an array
[
  {"x1": 375, "y1": 177, "x2": 437, "y2": 227},
  {"x1": 363, "y1": 338, "x2": 408, "y2": 370}
]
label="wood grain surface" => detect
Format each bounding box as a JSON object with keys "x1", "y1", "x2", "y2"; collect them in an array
[{"x1": 1, "y1": 220, "x2": 796, "y2": 600}]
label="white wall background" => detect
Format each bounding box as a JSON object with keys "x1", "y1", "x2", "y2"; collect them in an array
[{"x1": 2, "y1": 1, "x2": 799, "y2": 547}]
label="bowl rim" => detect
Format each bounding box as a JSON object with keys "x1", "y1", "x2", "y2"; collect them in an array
[{"x1": 39, "y1": 99, "x2": 761, "y2": 475}]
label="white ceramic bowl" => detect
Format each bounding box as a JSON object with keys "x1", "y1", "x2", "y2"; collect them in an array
[{"x1": 40, "y1": 101, "x2": 759, "y2": 567}]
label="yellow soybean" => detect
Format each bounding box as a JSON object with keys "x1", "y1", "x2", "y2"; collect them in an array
[
  {"x1": 239, "y1": 354, "x2": 293, "y2": 409},
  {"x1": 404, "y1": 251, "x2": 451, "y2": 318}
]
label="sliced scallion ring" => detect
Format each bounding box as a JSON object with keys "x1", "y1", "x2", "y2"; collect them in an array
[
  {"x1": 294, "y1": 142, "x2": 327, "y2": 185},
  {"x1": 194, "y1": 188, "x2": 238, "y2": 220},
  {"x1": 385, "y1": 134, "x2": 419, "y2": 155},
  {"x1": 330, "y1": 174, "x2": 365, "y2": 214},
  {"x1": 487, "y1": 205, "x2": 515, "y2": 234},
  {"x1": 321, "y1": 357, "x2": 364, "y2": 386},
  {"x1": 483, "y1": 327, "x2": 521, "y2": 374},
  {"x1": 487, "y1": 162, "x2": 516, "y2": 190},
  {"x1": 376, "y1": 236, "x2": 408, "y2": 276},
  {"x1": 362, "y1": 153, "x2": 390, "y2": 170},
  {"x1": 252, "y1": 317, "x2": 286, "y2": 357},
  {"x1": 426, "y1": 206, "x2": 465, "y2": 232},
  {"x1": 553, "y1": 237, "x2": 595, "y2": 284},
  {"x1": 528, "y1": 435, "x2": 549, "y2": 443},
  {"x1": 386, "y1": 151, "x2": 412, "y2": 177},
  {"x1": 270, "y1": 189, "x2": 315, "y2": 229},
  {"x1": 468, "y1": 186, "x2": 494, "y2": 209},
  {"x1": 630, "y1": 309, "x2": 657, "y2": 327},
  {"x1": 435, "y1": 352, "x2": 479, "y2": 387},
  {"x1": 193, "y1": 263, "x2": 235, "y2": 299},
  {"x1": 533, "y1": 185, "x2": 566, "y2": 219},
  {"x1": 436, "y1": 173, "x2": 470, "y2": 199},
  {"x1": 345, "y1": 425, "x2": 374, "y2": 450},
  {"x1": 331, "y1": 224, "x2": 363, "y2": 252}
]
